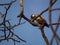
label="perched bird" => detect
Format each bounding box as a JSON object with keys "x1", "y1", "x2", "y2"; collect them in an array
[{"x1": 31, "y1": 14, "x2": 49, "y2": 29}]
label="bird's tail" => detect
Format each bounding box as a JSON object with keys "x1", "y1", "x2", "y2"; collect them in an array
[{"x1": 45, "y1": 23, "x2": 49, "y2": 28}]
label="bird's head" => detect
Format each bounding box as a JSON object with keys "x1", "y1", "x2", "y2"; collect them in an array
[{"x1": 31, "y1": 14, "x2": 36, "y2": 19}]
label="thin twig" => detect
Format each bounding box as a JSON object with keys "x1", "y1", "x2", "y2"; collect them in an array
[{"x1": 40, "y1": 29, "x2": 50, "y2": 45}]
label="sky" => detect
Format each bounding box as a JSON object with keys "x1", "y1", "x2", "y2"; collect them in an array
[{"x1": 0, "y1": 0, "x2": 60, "y2": 45}]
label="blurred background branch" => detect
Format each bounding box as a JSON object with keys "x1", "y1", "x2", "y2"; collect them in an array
[{"x1": 0, "y1": 0, "x2": 26, "y2": 45}]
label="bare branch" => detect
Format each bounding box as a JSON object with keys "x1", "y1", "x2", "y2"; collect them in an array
[
  {"x1": 49, "y1": 23, "x2": 60, "y2": 26},
  {"x1": 0, "y1": 0, "x2": 26, "y2": 45},
  {"x1": 50, "y1": 16, "x2": 60, "y2": 45},
  {"x1": 0, "y1": 0, "x2": 16, "y2": 6},
  {"x1": 51, "y1": 8, "x2": 60, "y2": 11},
  {"x1": 40, "y1": 29, "x2": 50, "y2": 45},
  {"x1": 35, "y1": 0, "x2": 57, "y2": 19}
]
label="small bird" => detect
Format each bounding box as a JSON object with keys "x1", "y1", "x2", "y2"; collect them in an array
[{"x1": 31, "y1": 14, "x2": 49, "y2": 29}]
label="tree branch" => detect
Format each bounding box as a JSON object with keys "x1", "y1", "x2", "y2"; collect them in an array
[{"x1": 40, "y1": 29, "x2": 50, "y2": 45}]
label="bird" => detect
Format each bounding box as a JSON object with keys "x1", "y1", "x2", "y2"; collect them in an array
[{"x1": 31, "y1": 14, "x2": 49, "y2": 29}]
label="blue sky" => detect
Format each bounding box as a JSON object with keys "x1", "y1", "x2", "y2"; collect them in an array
[{"x1": 0, "y1": 0, "x2": 60, "y2": 45}]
